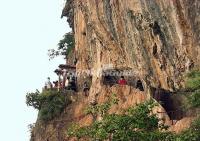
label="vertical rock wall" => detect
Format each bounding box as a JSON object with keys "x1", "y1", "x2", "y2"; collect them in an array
[
  {"x1": 31, "y1": 0, "x2": 200, "y2": 140},
  {"x1": 69, "y1": 0, "x2": 200, "y2": 94}
]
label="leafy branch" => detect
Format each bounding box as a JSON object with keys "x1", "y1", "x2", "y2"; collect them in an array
[
  {"x1": 48, "y1": 32, "x2": 75, "y2": 60},
  {"x1": 67, "y1": 98, "x2": 173, "y2": 141}
]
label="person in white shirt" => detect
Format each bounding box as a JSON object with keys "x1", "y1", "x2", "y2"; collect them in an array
[
  {"x1": 45, "y1": 77, "x2": 52, "y2": 89},
  {"x1": 65, "y1": 77, "x2": 69, "y2": 89}
]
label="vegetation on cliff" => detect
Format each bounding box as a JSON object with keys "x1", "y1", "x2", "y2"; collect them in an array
[
  {"x1": 26, "y1": 89, "x2": 71, "y2": 122},
  {"x1": 66, "y1": 70, "x2": 200, "y2": 141},
  {"x1": 176, "y1": 70, "x2": 200, "y2": 140},
  {"x1": 48, "y1": 32, "x2": 75, "y2": 60},
  {"x1": 67, "y1": 98, "x2": 174, "y2": 141},
  {"x1": 185, "y1": 70, "x2": 200, "y2": 108}
]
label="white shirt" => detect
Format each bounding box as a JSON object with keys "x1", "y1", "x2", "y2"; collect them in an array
[
  {"x1": 45, "y1": 80, "x2": 52, "y2": 89},
  {"x1": 65, "y1": 79, "x2": 69, "y2": 87}
]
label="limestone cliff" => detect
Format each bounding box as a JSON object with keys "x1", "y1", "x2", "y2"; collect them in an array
[
  {"x1": 70, "y1": 0, "x2": 200, "y2": 93},
  {"x1": 31, "y1": 0, "x2": 200, "y2": 140}
]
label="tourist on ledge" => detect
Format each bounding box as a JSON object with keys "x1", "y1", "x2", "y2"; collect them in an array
[
  {"x1": 118, "y1": 76, "x2": 127, "y2": 85},
  {"x1": 83, "y1": 81, "x2": 89, "y2": 96},
  {"x1": 45, "y1": 77, "x2": 52, "y2": 89}
]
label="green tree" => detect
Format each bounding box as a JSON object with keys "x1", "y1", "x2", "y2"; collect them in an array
[
  {"x1": 176, "y1": 70, "x2": 200, "y2": 141},
  {"x1": 48, "y1": 32, "x2": 75, "y2": 60},
  {"x1": 26, "y1": 90, "x2": 42, "y2": 110},
  {"x1": 26, "y1": 89, "x2": 71, "y2": 122},
  {"x1": 67, "y1": 99, "x2": 173, "y2": 141},
  {"x1": 185, "y1": 70, "x2": 200, "y2": 91},
  {"x1": 184, "y1": 70, "x2": 200, "y2": 108}
]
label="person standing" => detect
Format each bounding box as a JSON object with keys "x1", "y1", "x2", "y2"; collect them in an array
[
  {"x1": 83, "y1": 81, "x2": 89, "y2": 96},
  {"x1": 118, "y1": 76, "x2": 127, "y2": 85},
  {"x1": 45, "y1": 77, "x2": 52, "y2": 89},
  {"x1": 65, "y1": 77, "x2": 69, "y2": 90},
  {"x1": 53, "y1": 81, "x2": 58, "y2": 88}
]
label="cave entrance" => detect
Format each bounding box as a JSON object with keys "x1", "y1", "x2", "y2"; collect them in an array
[
  {"x1": 102, "y1": 69, "x2": 120, "y2": 86},
  {"x1": 151, "y1": 87, "x2": 185, "y2": 121},
  {"x1": 102, "y1": 68, "x2": 136, "y2": 87},
  {"x1": 150, "y1": 21, "x2": 161, "y2": 36},
  {"x1": 136, "y1": 80, "x2": 144, "y2": 91}
]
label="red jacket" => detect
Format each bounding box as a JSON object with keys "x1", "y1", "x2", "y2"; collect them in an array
[{"x1": 118, "y1": 79, "x2": 127, "y2": 85}]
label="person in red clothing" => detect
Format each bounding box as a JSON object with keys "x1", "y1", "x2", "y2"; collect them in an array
[{"x1": 118, "y1": 76, "x2": 127, "y2": 85}]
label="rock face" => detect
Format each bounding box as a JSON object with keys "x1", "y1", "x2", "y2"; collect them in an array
[
  {"x1": 70, "y1": 0, "x2": 200, "y2": 93},
  {"x1": 30, "y1": 85, "x2": 179, "y2": 141},
  {"x1": 31, "y1": 86, "x2": 157, "y2": 141},
  {"x1": 31, "y1": 0, "x2": 200, "y2": 140}
]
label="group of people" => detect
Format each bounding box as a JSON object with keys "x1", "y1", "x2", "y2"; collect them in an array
[
  {"x1": 44, "y1": 75, "x2": 127, "y2": 95},
  {"x1": 44, "y1": 75, "x2": 77, "y2": 91}
]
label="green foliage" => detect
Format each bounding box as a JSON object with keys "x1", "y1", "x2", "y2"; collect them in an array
[
  {"x1": 48, "y1": 32, "x2": 75, "y2": 60},
  {"x1": 185, "y1": 70, "x2": 200, "y2": 108},
  {"x1": 67, "y1": 99, "x2": 173, "y2": 141},
  {"x1": 67, "y1": 70, "x2": 200, "y2": 140},
  {"x1": 26, "y1": 90, "x2": 42, "y2": 110},
  {"x1": 174, "y1": 70, "x2": 200, "y2": 141},
  {"x1": 26, "y1": 89, "x2": 71, "y2": 122},
  {"x1": 84, "y1": 94, "x2": 119, "y2": 117},
  {"x1": 176, "y1": 117, "x2": 200, "y2": 141},
  {"x1": 188, "y1": 89, "x2": 200, "y2": 108},
  {"x1": 185, "y1": 70, "x2": 200, "y2": 91}
]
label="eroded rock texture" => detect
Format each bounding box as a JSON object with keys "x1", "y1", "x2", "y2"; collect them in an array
[
  {"x1": 31, "y1": 0, "x2": 200, "y2": 140},
  {"x1": 31, "y1": 86, "x2": 154, "y2": 141},
  {"x1": 71, "y1": 0, "x2": 200, "y2": 93}
]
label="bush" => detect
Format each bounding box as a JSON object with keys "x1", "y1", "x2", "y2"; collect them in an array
[
  {"x1": 185, "y1": 70, "x2": 200, "y2": 108},
  {"x1": 175, "y1": 70, "x2": 200, "y2": 141},
  {"x1": 48, "y1": 32, "x2": 75, "y2": 60},
  {"x1": 26, "y1": 90, "x2": 42, "y2": 110},
  {"x1": 26, "y1": 89, "x2": 71, "y2": 122},
  {"x1": 185, "y1": 70, "x2": 200, "y2": 91},
  {"x1": 188, "y1": 89, "x2": 200, "y2": 108},
  {"x1": 66, "y1": 70, "x2": 200, "y2": 140},
  {"x1": 67, "y1": 98, "x2": 173, "y2": 141}
]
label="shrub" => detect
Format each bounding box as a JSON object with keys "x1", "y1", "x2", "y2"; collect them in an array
[
  {"x1": 188, "y1": 89, "x2": 200, "y2": 108},
  {"x1": 67, "y1": 98, "x2": 173, "y2": 141},
  {"x1": 84, "y1": 94, "x2": 119, "y2": 117},
  {"x1": 185, "y1": 70, "x2": 200, "y2": 91},
  {"x1": 66, "y1": 70, "x2": 200, "y2": 140},
  {"x1": 48, "y1": 32, "x2": 75, "y2": 60},
  {"x1": 26, "y1": 89, "x2": 71, "y2": 122},
  {"x1": 175, "y1": 70, "x2": 200, "y2": 140},
  {"x1": 26, "y1": 90, "x2": 42, "y2": 110},
  {"x1": 184, "y1": 70, "x2": 200, "y2": 108}
]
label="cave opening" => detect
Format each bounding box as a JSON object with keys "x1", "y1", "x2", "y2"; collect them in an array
[
  {"x1": 102, "y1": 68, "x2": 136, "y2": 87},
  {"x1": 151, "y1": 87, "x2": 185, "y2": 121},
  {"x1": 136, "y1": 80, "x2": 144, "y2": 91},
  {"x1": 103, "y1": 73, "x2": 119, "y2": 86},
  {"x1": 82, "y1": 31, "x2": 86, "y2": 36},
  {"x1": 102, "y1": 69, "x2": 122, "y2": 86},
  {"x1": 102, "y1": 69, "x2": 145, "y2": 92},
  {"x1": 152, "y1": 43, "x2": 158, "y2": 58},
  {"x1": 152, "y1": 21, "x2": 162, "y2": 35}
]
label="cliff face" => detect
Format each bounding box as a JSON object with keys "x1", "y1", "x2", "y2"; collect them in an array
[
  {"x1": 32, "y1": 0, "x2": 200, "y2": 140},
  {"x1": 31, "y1": 86, "x2": 160, "y2": 141},
  {"x1": 72, "y1": 0, "x2": 200, "y2": 93}
]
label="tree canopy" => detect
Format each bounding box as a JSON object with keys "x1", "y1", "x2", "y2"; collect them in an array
[{"x1": 48, "y1": 32, "x2": 75, "y2": 60}]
